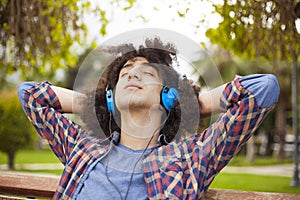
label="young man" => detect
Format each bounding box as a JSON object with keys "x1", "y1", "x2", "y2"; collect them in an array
[{"x1": 18, "y1": 38, "x2": 279, "y2": 199}]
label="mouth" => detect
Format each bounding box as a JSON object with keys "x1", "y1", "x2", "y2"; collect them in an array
[{"x1": 124, "y1": 83, "x2": 143, "y2": 90}]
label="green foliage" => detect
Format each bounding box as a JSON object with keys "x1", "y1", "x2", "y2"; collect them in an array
[
  {"x1": 100, "y1": 10, "x2": 109, "y2": 36},
  {"x1": 0, "y1": 1, "x2": 90, "y2": 85},
  {"x1": 206, "y1": 0, "x2": 300, "y2": 62},
  {"x1": 0, "y1": 89, "x2": 36, "y2": 166},
  {"x1": 123, "y1": 0, "x2": 136, "y2": 10},
  {"x1": 0, "y1": 0, "x2": 140, "y2": 87}
]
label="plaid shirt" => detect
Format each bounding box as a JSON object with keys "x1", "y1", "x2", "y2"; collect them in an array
[{"x1": 21, "y1": 76, "x2": 276, "y2": 199}]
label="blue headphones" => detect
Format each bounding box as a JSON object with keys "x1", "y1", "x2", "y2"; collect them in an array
[
  {"x1": 106, "y1": 86, "x2": 179, "y2": 114},
  {"x1": 106, "y1": 89, "x2": 115, "y2": 114},
  {"x1": 161, "y1": 86, "x2": 179, "y2": 112}
]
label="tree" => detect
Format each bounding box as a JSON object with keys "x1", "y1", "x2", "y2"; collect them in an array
[
  {"x1": 0, "y1": 89, "x2": 36, "y2": 169},
  {"x1": 205, "y1": 0, "x2": 300, "y2": 161},
  {"x1": 0, "y1": 1, "x2": 93, "y2": 87},
  {"x1": 206, "y1": 0, "x2": 300, "y2": 60},
  {"x1": 0, "y1": 0, "x2": 140, "y2": 88}
]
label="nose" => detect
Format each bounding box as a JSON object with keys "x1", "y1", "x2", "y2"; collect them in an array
[{"x1": 127, "y1": 67, "x2": 141, "y2": 81}]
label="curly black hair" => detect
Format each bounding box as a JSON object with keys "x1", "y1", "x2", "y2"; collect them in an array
[{"x1": 80, "y1": 38, "x2": 202, "y2": 143}]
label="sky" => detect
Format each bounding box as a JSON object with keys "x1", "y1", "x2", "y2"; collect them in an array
[
  {"x1": 85, "y1": 0, "x2": 222, "y2": 44},
  {"x1": 81, "y1": 0, "x2": 223, "y2": 81}
]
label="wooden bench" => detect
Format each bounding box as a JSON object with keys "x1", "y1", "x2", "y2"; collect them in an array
[
  {"x1": 0, "y1": 172, "x2": 299, "y2": 199},
  {"x1": 0, "y1": 172, "x2": 59, "y2": 199}
]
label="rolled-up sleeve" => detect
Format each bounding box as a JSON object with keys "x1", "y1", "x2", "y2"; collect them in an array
[
  {"x1": 201, "y1": 74, "x2": 279, "y2": 183},
  {"x1": 240, "y1": 74, "x2": 279, "y2": 108}
]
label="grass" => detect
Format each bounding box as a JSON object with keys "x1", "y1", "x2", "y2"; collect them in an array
[
  {"x1": 0, "y1": 149, "x2": 60, "y2": 164},
  {"x1": 0, "y1": 149, "x2": 63, "y2": 176},
  {"x1": 211, "y1": 172, "x2": 300, "y2": 194},
  {"x1": 227, "y1": 155, "x2": 293, "y2": 166}
]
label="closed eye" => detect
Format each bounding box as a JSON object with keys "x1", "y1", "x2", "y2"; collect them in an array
[
  {"x1": 120, "y1": 67, "x2": 130, "y2": 78},
  {"x1": 143, "y1": 71, "x2": 154, "y2": 76},
  {"x1": 120, "y1": 72, "x2": 128, "y2": 77}
]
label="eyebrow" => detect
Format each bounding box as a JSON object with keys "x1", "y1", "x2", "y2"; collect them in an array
[
  {"x1": 122, "y1": 63, "x2": 133, "y2": 69},
  {"x1": 122, "y1": 62, "x2": 153, "y2": 69}
]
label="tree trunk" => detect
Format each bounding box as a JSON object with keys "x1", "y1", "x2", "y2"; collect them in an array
[
  {"x1": 266, "y1": 130, "x2": 275, "y2": 156},
  {"x1": 8, "y1": 151, "x2": 15, "y2": 170},
  {"x1": 36, "y1": 137, "x2": 44, "y2": 151},
  {"x1": 247, "y1": 136, "x2": 255, "y2": 164},
  {"x1": 275, "y1": 96, "x2": 287, "y2": 161}
]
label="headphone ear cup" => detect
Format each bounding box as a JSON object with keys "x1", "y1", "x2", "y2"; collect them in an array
[
  {"x1": 106, "y1": 89, "x2": 115, "y2": 114},
  {"x1": 161, "y1": 86, "x2": 179, "y2": 112}
]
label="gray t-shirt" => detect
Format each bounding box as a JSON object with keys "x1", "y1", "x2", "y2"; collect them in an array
[{"x1": 76, "y1": 144, "x2": 156, "y2": 200}]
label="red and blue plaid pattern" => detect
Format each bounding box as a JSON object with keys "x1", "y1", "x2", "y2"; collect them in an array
[
  {"x1": 22, "y1": 77, "x2": 274, "y2": 199},
  {"x1": 142, "y1": 77, "x2": 273, "y2": 199}
]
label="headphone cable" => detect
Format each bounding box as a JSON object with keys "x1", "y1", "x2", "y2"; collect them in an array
[
  {"x1": 105, "y1": 111, "x2": 170, "y2": 200},
  {"x1": 123, "y1": 112, "x2": 170, "y2": 200}
]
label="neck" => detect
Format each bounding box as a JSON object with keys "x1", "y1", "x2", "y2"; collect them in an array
[{"x1": 119, "y1": 108, "x2": 163, "y2": 150}]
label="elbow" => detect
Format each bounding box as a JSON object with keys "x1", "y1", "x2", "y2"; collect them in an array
[
  {"x1": 18, "y1": 82, "x2": 27, "y2": 103},
  {"x1": 241, "y1": 74, "x2": 280, "y2": 108},
  {"x1": 260, "y1": 74, "x2": 280, "y2": 108},
  {"x1": 17, "y1": 82, "x2": 35, "y2": 110},
  {"x1": 18, "y1": 82, "x2": 33, "y2": 100}
]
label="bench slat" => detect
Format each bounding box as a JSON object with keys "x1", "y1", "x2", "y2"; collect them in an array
[
  {"x1": 206, "y1": 189, "x2": 300, "y2": 200},
  {"x1": 0, "y1": 173, "x2": 59, "y2": 198}
]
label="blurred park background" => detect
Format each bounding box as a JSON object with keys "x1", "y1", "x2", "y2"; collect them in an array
[{"x1": 0, "y1": 0, "x2": 300, "y2": 195}]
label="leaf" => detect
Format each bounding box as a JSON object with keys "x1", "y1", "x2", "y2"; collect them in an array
[
  {"x1": 123, "y1": 0, "x2": 136, "y2": 10},
  {"x1": 0, "y1": 1, "x2": 88, "y2": 87}
]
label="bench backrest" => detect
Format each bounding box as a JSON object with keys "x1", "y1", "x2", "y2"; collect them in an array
[{"x1": 0, "y1": 172, "x2": 58, "y2": 199}]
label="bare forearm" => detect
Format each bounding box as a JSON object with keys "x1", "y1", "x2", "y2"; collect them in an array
[
  {"x1": 199, "y1": 84, "x2": 226, "y2": 116},
  {"x1": 50, "y1": 86, "x2": 86, "y2": 113}
]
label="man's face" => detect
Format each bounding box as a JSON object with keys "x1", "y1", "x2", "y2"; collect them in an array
[{"x1": 115, "y1": 57, "x2": 163, "y2": 112}]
